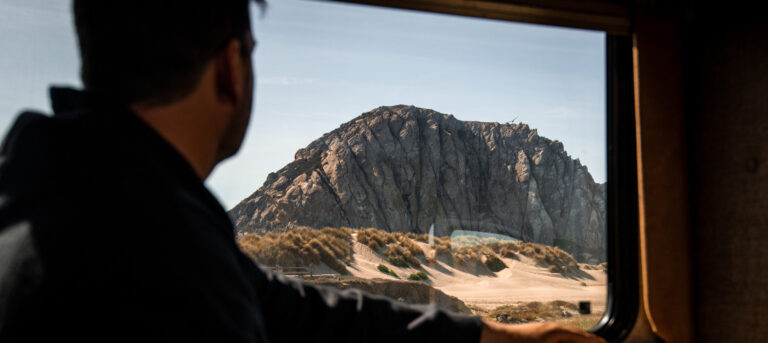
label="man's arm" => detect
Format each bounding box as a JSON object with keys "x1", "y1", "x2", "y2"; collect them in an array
[{"x1": 247, "y1": 259, "x2": 482, "y2": 343}]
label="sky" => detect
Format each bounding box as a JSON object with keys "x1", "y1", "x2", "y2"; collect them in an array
[{"x1": 0, "y1": 0, "x2": 605, "y2": 210}]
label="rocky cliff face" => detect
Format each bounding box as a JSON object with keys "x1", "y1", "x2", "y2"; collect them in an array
[{"x1": 229, "y1": 106, "x2": 606, "y2": 262}]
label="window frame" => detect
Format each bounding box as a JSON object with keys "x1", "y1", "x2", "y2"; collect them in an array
[{"x1": 591, "y1": 34, "x2": 639, "y2": 341}]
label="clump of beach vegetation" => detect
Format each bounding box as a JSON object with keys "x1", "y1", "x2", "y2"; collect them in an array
[
  {"x1": 237, "y1": 227, "x2": 352, "y2": 274},
  {"x1": 452, "y1": 246, "x2": 508, "y2": 272},
  {"x1": 439, "y1": 237, "x2": 582, "y2": 275},
  {"x1": 487, "y1": 300, "x2": 579, "y2": 324},
  {"x1": 408, "y1": 271, "x2": 428, "y2": 281},
  {"x1": 516, "y1": 242, "x2": 580, "y2": 274},
  {"x1": 357, "y1": 229, "x2": 425, "y2": 268},
  {"x1": 484, "y1": 300, "x2": 601, "y2": 330},
  {"x1": 237, "y1": 226, "x2": 585, "y2": 278},
  {"x1": 405, "y1": 232, "x2": 429, "y2": 242},
  {"x1": 377, "y1": 264, "x2": 398, "y2": 277}
]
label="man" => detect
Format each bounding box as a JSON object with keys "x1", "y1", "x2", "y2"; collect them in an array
[{"x1": 0, "y1": 1, "x2": 605, "y2": 342}]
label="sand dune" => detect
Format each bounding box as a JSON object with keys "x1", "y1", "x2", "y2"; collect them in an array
[{"x1": 345, "y1": 238, "x2": 607, "y2": 313}]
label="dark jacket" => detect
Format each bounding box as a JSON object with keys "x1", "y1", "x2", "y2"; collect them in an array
[{"x1": 0, "y1": 87, "x2": 482, "y2": 342}]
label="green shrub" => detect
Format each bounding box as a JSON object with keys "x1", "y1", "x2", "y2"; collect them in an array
[
  {"x1": 377, "y1": 264, "x2": 397, "y2": 277},
  {"x1": 408, "y1": 271, "x2": 428, "y2": 281}
]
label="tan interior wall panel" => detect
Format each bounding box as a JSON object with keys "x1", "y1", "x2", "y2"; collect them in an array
[{"x1": 690, "y1": 23, "x2": 768, "y2": 343}]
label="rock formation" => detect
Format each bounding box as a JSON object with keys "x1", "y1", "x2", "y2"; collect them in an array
[{"x1": 229, "y1": 106, "x2": 606, "y2": 262}]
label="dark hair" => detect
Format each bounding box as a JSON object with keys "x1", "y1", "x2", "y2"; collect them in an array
[{"x1": 73, "y1": 0, "x2": 265, "y2": 105}]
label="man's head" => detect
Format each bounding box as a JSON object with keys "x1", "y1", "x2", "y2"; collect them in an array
[{"x1": 73, "y1": 0, "x2": 265, "y2": 169}]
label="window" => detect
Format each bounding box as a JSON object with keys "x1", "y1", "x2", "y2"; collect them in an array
[
  {"x1": 0, "y1": 0, "x2": 80, "y2": 132},
  {"x1": 214, "y1": 0, "x2": 610, "y2": 331},
  {"x1": 0, "y1": 0, "x2": 638, "y2": 337}
]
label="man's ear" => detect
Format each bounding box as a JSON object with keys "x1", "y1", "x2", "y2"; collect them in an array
[{"x1": 215, "y1": 39, "x2": 245, "y2": 106}]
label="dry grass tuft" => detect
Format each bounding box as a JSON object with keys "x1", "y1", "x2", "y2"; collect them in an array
[
  {"x1": 452, "y1": 246, "x2": 481, "y2": 266},
  {"x1": 451, "y1": 246, "x2": 507, "y2": 272},
  {"x1": 237, "y1": 227, "x2": 352, "y2": 274},
  {"x1": 395, "y1": 234, "x2": 426, "y2": 259},
  {"x1": 483, "y1": 251, "x2": 507, "y2": 272},
  {"x1": 357, "y1": 228, "x2": 395, "y2": 251},
  {"x1": 405, "y1": 232, "x2": 429, "y2": 243},
  {"x1": 515, "y1": 242, "x2": 580, "y2": 275},
  {"x1": 357, "y1": 229, "x2": 425, "y2": 268},
  {"x1": 434, "y1": 236, "x2": 453, "y2": 257},
  {"x1": 486, "y1": 242, "x2": 519, "y2": 259}
]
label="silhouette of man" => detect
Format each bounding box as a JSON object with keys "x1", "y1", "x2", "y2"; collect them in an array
[{"x1": 0, "y1": 1, "x2": 605, "y2": 342}]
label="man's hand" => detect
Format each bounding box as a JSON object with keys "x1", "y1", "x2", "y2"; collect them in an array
[{"x1": 480, "y1": 320, "x2": 607, "y2": 343}]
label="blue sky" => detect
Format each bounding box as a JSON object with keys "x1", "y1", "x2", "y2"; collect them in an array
[{"x1": 0, "y1": 0, "x2": 605, "y2": 210}]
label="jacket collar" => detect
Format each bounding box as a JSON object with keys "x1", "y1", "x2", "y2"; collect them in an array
[{"x1": 49, "y1": 87, "x2": 128, "y2": 117}]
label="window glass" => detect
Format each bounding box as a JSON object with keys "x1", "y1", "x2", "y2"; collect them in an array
[
  {"x1": 219, "y1": 0, "x2": 608, "y2": 329},
  {"x1": 0, "y1": 0, "x2": 607, "y2": 330},
  {"x1": 0, "y1": 0, "x2": 80, "y2": 131}
]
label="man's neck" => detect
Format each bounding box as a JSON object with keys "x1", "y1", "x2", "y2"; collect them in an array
[{"x1": 130, "y1": 83, "x2": 225, "y2": 180}]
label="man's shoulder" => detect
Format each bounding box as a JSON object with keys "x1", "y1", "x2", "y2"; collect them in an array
[
  {"x1": 0, "y1": 111, "x2": 50, "y2": 153},
  {"x1": 0, "y1": 111, "x2": 184, "y2": 244},
  {"x1": 2, "y1": 106, "x2": 182, "y2": 201},
  {"x1": 1, "y1": 109, "x2": 113, "y2": 196},
  {"x1": 0, "y1": 103, "x2": 236, "y2": 264}
]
